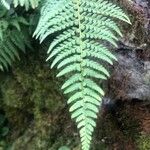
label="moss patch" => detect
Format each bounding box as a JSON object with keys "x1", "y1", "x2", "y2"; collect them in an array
[{"x1": 136, "y1": 135, "x2": 150, "y2": 150}]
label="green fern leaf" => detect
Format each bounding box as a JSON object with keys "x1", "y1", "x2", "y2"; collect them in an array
[
  {"x1": 0, "y1": 13, "x2": 31, "y2": 71},
  {"x1": 1, "y1": 0, "x2": 40, "y2": 10},
  {"x1": 0, "y1": 30, "x2": 29, "y2": 71},
  {"x1": 0, "y1": 0, "x2": 10, "y2": 9},
  {"x1": 34, "y1": 0, "x2": 130, "y2": 149}
]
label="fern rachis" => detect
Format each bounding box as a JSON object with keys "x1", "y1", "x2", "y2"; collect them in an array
[{"x1": 34, "y1": 0, "x2": 130, "y2": 150}]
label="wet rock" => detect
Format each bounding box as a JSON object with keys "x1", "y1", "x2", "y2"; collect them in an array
[{"x1": 109, "y1": 48, "x2": 150, "y2": 101}]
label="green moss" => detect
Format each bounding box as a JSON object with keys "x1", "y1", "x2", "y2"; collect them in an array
[
  {"x1": 12, "y1": 55, "x2": 64, "y2": 113},
  {"x1": 0, "y1": 51, "x2": 65, "y2": 144},
  {"x1": 136, "y1": 135, "x2": 150, "y2": 150},
  {"x1": 2, "y1": 79, "x2": 30, "y2": 108}
]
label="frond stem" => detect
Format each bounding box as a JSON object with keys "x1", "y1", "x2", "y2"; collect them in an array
[{"x1": 76, "y1": 0, "x2": 87, "y2": 143}]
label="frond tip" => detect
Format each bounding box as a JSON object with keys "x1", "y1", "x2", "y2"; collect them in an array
[{"x1": 34, "y1": 0, "x2": 130, "y2": 149}]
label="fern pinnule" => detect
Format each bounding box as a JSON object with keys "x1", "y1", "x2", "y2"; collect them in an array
[
  {"x1": 34, "y1": 0, "x2": 130, "y2": 149},
  {"x1": 0, "y1": 0, "x2": 10, "y2": 9},
  {"x1": 13, "y1": 0, "x2": 40, "y2": 10}
]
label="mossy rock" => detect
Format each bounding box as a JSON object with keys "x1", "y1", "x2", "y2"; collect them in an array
[
  {"x1": 1, "y1": 78, "x2": 31, "y2": 109},
  {"x1": 10, "y1": 112, "x2": 79, "y2": 150},
  {"x1": 0, "y1": 52, "x2": 65, "y2": 143}
]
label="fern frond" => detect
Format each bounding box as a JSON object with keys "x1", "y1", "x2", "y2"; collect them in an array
[
  {"x1": 0, "y1": 12, "x2": 30, "y2": 71},
  {"x1": 0, "y1": 29, "x2": 29, "y2": 71},
  {"x1": 34, "y1": 0, "x2": 130, "y2": 149},
  {"x1": 0, "y1": 0, "x2": 40, "y2": 10}
]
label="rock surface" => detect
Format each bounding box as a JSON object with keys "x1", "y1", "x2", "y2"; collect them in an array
[{"x1": 110, "y1": 48, "x2": 150, "y2": 101}]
